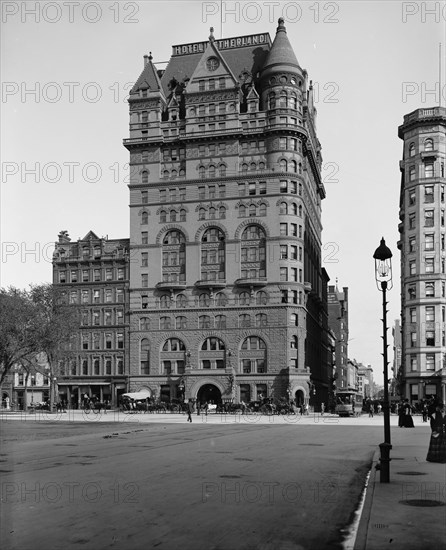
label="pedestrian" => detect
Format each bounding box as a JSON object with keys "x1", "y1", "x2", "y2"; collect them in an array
[
  {"x1": 303, "y1": 402, "x2": 309, "y2": 416},
  {"x1": 368, "y1": 402, "x2": 374, "y2": 418},
  {"x1": 426, "y1": 402, "x2": 446, "y2": 463},
  {"x1": 400, "y1": 399, "x2": 415, "y2": 428},
  {"x1": 377, "y1": 403, "x2": 382, "y2": 415},
  {"x1": 321, "y1": 402, "x2": 325, "y2": 415},
  {"x1": 422, "y1": 401, "x2": 428, "y2": 422},
  {"x1": 187, "y1": 399, "x2": 194, "y2": 422},
  {"x1": 203, "y1": 401, "x2": 208, "y2": 416},
  {"x1": 196, "y1": 400, "x2": 201, "y2": 416}
]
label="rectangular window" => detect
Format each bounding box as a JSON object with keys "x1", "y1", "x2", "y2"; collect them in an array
[
  {"x1": 410, "y1": 355, "x2": 417, "y2": 371},
  {"x1": 410, "y1": 332, "x2": 416, "y2": 347},
  {"x1": 280, "y1": 267, "x2": 288, "y2": 281},
  {"x1": 409, "y1": 238, "x2": 416, "y2": 253},
  {"x1": 409, "y1": 189, "x2": 416, "y2": 205},
  {"x1": 280, "y1": 223, "x2": 288, "y2": 236},
  {"x1": 424, "y1": 185, "x2": 434, "y2": 201},
  {"x1": 409, "y1": 261, "x2": 416, "y2": 275},
  {"x1": 426, "y1": 331, "x2": 435, "y2": 346},
  {"x1": 280, "y1": 180, "x2": 287, "y2": 193},
  {"x1": 424, "y1": 210, "x2": 434, "y2": 227},
  {"x1": 425, "y1": 234, "x2": 434, "y2": 250},
  {"x1": 425, "y1": 282, "x2": 435, "y2": 297},
  {"x1": 425, "y1": 258, "x2": 434, "y2": 273},
  {"x1": 426, "y1": 306, "x2": 435, "y2": 322},
  {"x1": 280, "y1": 245, "x2": 288, "y2": 260},
  {"x1": 142, "y1": 232, "x2": 148, "y2": 244},
  {"x1": 426, "y1": 354, "x2": 435, "y2": 370},
  {"x1": 410, "y1": 308, "x2": 416, "y2": 323},
  {"x1": 141, "y1": 274, "x2": 148, "y2": 287}
]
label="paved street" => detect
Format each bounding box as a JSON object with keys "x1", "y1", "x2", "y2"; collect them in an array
[{"x1": 0, "y1": 413, "x2": 432, "y2": 550}]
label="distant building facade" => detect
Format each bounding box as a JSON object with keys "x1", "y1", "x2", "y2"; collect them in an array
[
  {"x1": 392, "y1": 319, "x2": 402, "y2": 397},
  {"x1": 52, "y1": 231, "x2": 130, "y2": 407},
  {"x1": 397, "y1": 106, "x2": 446, "y2": 404},
  {"x1": 327, "y1": 284, "x2": 349, "y2": 391}
]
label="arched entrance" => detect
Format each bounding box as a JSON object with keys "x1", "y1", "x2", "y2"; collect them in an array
[
  {"x1": 197, "y1": 384, "x2": 222, "y2": 406},
  {"x1": 294, "y1": 389, "x2": 305, "y2": 407}
]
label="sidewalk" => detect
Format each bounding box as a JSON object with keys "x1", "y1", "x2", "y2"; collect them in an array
[{"x1": 353, "y1": 424, "x2": 446, "y2": 550}]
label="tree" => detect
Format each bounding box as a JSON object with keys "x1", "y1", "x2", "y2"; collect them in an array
[
  {"x1": 0, "y1": 285, "x2": 79, "y2": 410},
  {"x1": 0, "y1": 287, "x2": 36, "y2": 386},
  {"x1": 28, "y1": 284, "x2": 80, "y2": 409}
]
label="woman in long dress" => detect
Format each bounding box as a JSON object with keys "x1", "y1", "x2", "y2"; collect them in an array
[
  {"x1": 400, "y1": 399, "x2": 415, "y2": 428},
  {"x1": 426, "y1": 403, "x2": 446, "y2": 463}
]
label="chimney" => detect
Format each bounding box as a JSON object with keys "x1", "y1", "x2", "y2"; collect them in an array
[{"x1": 144, "y1": 54, "x2": 149, "y2": 67}]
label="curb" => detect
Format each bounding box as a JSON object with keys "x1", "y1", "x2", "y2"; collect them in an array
[{"x1": 353, "y1": 448, "x2": 379, "y2": 550}]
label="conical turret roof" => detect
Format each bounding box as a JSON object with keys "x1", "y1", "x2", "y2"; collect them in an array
[{"x1": 261, "y1": 18, "x2": 301, "y2": 78}]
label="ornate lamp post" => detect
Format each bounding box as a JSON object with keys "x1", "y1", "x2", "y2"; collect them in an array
[{"x1": 373, "y1": 237, "x2": 393, "y2": 483}]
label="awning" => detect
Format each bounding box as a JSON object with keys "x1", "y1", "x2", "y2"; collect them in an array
[{"x1": 122, "y1": 390, "x2": 152, "y2": 400}]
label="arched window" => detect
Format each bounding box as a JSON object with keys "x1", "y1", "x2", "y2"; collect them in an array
[
  {"x1": 199, "y1": 208, "x2": 206, "y2": 220},
  {"x1": 199, "y1": 315, "x2": 211, "y2": 329},
  {"x1": 240, "y1": 336, "x2": 267, "y2": 374},
  {"x1": 162, "y1": 338, "x2": 186, "y2": 351},
  {"x1": 255, "y1": 313, "x2": 267, "y2": 327},
  {"x1": 170, "y1": 210, "x2": 177, "y2": 222},
  {"x1": 259, "y1": 162, "x2": 265, "y2": 171},
  {"x1": 250, "y1": 162, "x2": 257, "y2": 172},
  {"x1": 259, "y1": 204, "x2": 267, "y2": 216},
  {"x1": 179, "y1": 168, "x2": 186, "y2": 177},
  {"x1": 241, "y1": 163, "x2": 248, "y2": 174},
  {"x1": 201, "y1": 227, "x2": 226, "y2": 282},
  {"x1": 162, "y1": 230, "x2": 186, "y2": 284},
  {"x1": 160, "y1": 316, "x2": 171, "y2": 330},
  {"x1": 241, "y1": 336, "x2": 266, "y2": 350},
  {"x1": 142, "y1": 171, "x2": 148, "y2": 184},
  {"x1": 201, "y1": 337, "x2": 225, "y2": 351},
  {"x1": 249, "y1": 204, "x2": 256, "y2": 217},
  {"x1": 219, "y1": 164, "x2": 226, "y2": 177},
  {"x1": 176, "y1": 294, "x2": 188, "y2": 308},
  {"x1": 269, "y1": 93, "x2": 276, "y2": 109},
  {"x1": 424, "y1": 139, "x2": 434, "y2": 152},
  {"x1": 291, "y1": 203, "x2": 298, "y2": 215},
  {"x1": 280, "y1": 202, "x2": 288, "y2": 215},
  {"x1": 239, "y1": 314, "x2": 251, "y2": 327},
  {"x1": 160, "y1": 294, "x2": 171, "y2": 308},
  {"x1": 239, "y1": 292, "x2": 250, "y2": 306},
  {"x1": 209, "y1": 207, "x2": 216, "y2": 220},
  {"x1": 219, "y1": 206, "x2": 226, "y2": 219},
  {"x1": 290, "y1": 313, "x2": 298, "y2": 326},
  {"x1": 279, "y1": 92, "x2": 287, "y2": 108},
  {"x1": 409, "y1": 143, "x2": 415, "y2": 157},
  {"x1": 163, "y1": 170, "x2": 169, "y2": 179},
  {"x1": 215, "y1": 315, "x2": 226, "y2": 329},
  {"x1": 140, "y1": 317, "x2": 150, "y2": 330},
  {"x1": 176, "y1": 316, "x2": 187, "y2": 329},
  {"x1": 199, "y1": 166, "x2": 205, "y2": 179},
  {"x1": 171, "y1": 169, "x2": 177, "y2": 179},
  {"x1": 140, "y1": 338, "x2": 150, "y2": 374},
  {"x1": 256, "y1": 291, "x2": 268, "y2": 305},
  {"x1": 215, "y1": 292, "x2": 228, "y2": 306},
  {"x1": 209, "y1": 165, "x2": 216, "y2": 178},
  {"x1": 280, "y1": 159, "x2": 287, "y2": 172},
  {"x1": 160, "y1": 210, "x2": 167, "y2": 223},
  {"x1": 180, "y1": 209, "x2": 186, "y2": 222},
  {"x1": 141, "y1": 211, "x2": 148, "y2": 224},
  {"x1": 299, "y1": 204, "x2": 303, "y2": 217},
  {"x1": 290, "y1": 160, "x2": 297, "y2": 173},
  {"x1": 290, "y1": 95, "x2": 297, "y2": 109},
  {"x1": 298, "y1": 163, "x2": 302, "y2": 174},
  {"x1": 199, "y1": 293, "x2": 211, "y2": 307},
  {"x1": 239, "y1": 205, "x2": 246, "y2": 217},
  {"x1": 290, "y1": 335, "x2": 298, "y2": 349}
]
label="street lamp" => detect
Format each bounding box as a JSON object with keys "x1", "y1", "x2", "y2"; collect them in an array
[{"x1": 373, "y1": 237, "x2": 393, "y2": 483}]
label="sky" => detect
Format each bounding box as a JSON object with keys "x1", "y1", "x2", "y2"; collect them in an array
[{"x1": 1, "y1": 0, "x2": 444, "y2": 385}]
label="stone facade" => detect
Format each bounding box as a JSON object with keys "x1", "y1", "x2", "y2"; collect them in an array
[
  {"x1": 398, "y1": 106, "x2": 446, "y2": 405},
  {"x1": 124, "y1": 21, "x2": 328, "y2": 407}
]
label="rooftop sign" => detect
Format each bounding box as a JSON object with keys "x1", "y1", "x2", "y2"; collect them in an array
[{"x1": 172, "y1": 33, "x2": 270, "y2": 56}]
